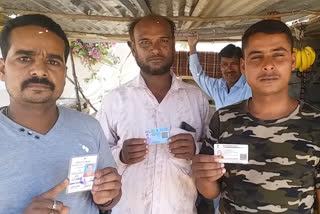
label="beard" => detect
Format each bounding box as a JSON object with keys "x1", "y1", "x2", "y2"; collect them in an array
[{"x1": 135, "y1": 53, "x2": 174, "y2": 75}]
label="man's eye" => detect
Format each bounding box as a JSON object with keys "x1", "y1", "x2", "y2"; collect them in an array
[
  {"x1": 140, "y1": 41, "x2": 151, "y2": 45},
  {"x1": 274, "y1": 53, "x2": 284, "y2": 57},
  {"x1": 18, "y1": 56, "x2": 31, "y2": 62},
  {"x1": 251, "y1": 56, "x2": 262, "y2": 60},
  {"x1": 47, "y1": 60, "x2": 59, "y2": 65},
  {"x1": 160, "y1": 38, "x2": 169, "y2": 43}
]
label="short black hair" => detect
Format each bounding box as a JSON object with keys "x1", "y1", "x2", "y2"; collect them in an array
[
  {"x1": 219, "y1": 44, "x2": 242, "y2": 59},
  {"x1": 128, "y1": 14, "x2": 176, "y2": 42},
  {"x1": 242, "y1": 20, "x2": 293, "y2": 56},
  {"x1": 0, "y1": 14, "x2": 70, "y2": 62}
]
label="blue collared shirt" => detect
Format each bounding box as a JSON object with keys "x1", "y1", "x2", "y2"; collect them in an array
[{"x1": 189, "y1": 54, "x2": 252, "y2": 110}]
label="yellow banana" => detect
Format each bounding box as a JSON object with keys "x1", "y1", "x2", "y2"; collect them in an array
[
  {"x1": 300, "y1": 48, "x2": 308, "y2": 72},
  {"x1": 305, "y1": 46, "x2": 316, "y2": 65},
  {"x1": 303, "y1": 47, "x2": 312, "y2": 69},
  {"x1": 295, "y1": 48, "x2": 301, "y2": 69}
]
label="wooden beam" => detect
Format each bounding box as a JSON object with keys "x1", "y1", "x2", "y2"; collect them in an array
[
  {"x1": 66, "y1": 30, "x2": 241, "y2": 42},
  {"x1": 118, "y1": 0, "x2": 139, "y2": 16},
  {"x1": 136, "y1": 0, "x2": 151, "y2": 15},
  {"x1": 1, "y1": 8, "x2": 320, "y2": 23},
  {"x1": 66, "y1": 31, "x2": 129, "y2": 41}
]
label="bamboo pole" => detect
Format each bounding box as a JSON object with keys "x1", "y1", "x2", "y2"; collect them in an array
[
  {"x1": 66, "y1": 76, "x2": 98, "y2": 112},
  {"x1": 69, "y1": 48, "x2": 82, "y2": 112},
  {"x1": 1, "y1": 8, "x2": 320, "y2": 23}
]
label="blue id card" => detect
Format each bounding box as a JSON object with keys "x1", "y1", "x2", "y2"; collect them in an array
[{"x1": 145, "y1": 127, "x2": 170, "y2": 144}]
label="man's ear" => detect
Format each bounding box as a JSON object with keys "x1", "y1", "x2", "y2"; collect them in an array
[
  {"x1": 291, "y1": 51, "x2": 296, "y2": 71},
  {"x1": 0, "y1": 59, "x2": 5, "y2": 81},
  {"x1": 240, "y1": 58, "x2": 246, "y2": 76},
  {"x1": 131, "y1": 41, "x2": 137, "y2": 57}
]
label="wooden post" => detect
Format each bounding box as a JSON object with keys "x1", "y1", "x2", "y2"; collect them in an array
[{"x1": 69, "y1": 48, "x2": 82, "y2": 112}]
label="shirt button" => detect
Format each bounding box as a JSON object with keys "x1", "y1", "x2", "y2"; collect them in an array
[
  {"x1": 35, "y1": 135, "x2": 40, "y2": 139},
  {"x1": 27, "y1": 131, "x2": 33, "y2": 135},
  {"x1": 19, "y1": 128, "x2": 25, "y2": 132}
]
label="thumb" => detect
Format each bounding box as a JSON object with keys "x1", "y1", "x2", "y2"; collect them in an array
[
  {"x1": 61, "y1": 206, "x2": 70, "y2": 214},
  {"x1": 41, "y1": 178, "x2": 69, "y2": 199}
]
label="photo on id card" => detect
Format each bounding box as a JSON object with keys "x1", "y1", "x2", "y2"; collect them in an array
[{"x1": 67, "y1": 154, "x2": 98, "y2": 193}]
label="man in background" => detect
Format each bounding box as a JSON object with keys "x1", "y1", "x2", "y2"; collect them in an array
[{"x1": 188, "y1": 33, "x2": 251, "y2": 110}]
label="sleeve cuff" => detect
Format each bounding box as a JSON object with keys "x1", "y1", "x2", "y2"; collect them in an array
[{"x1": 111, "y1": 146, "x2": 127, "y2": 175}]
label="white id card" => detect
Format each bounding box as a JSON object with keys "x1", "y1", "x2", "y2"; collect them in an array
[
  {"x1": 214, "y1": 144, "x2": 248, "y2": 164},
  {"x1": 67, "y1": 154, "x2": 98, "y2": 193}
]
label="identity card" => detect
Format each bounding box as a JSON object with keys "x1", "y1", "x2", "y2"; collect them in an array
[
  {"x1": 67, "y1": 154, "x2": 98, "y2": 193},
  {"x1": 145, "y1": 127, "x2": 170, "y2": 144},
  {"x1": 214, "y1": 144, "x2": 248, "y2": 164}
]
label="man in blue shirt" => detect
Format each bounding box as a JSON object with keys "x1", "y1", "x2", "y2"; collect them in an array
[
  {"x1": 188, "y1": 33, "x2": 252, "y2": 110},
  {"x1": 0, "y1": 14, "x2": 121, "y2": 214}
]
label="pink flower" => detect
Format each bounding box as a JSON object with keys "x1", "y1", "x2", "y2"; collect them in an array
[
  {"x1": 88, "y1": 50, "x2": 93, "y2": 56},
  {"x1": 73, "y1": 47, "x2": 78, "y2": 52}
]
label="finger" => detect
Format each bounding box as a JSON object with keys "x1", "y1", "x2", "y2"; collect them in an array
[
  {"x1": 168, "y1": 140, "x2": 193, "y2": 149},
  {"x1": 174, "y1": 153, "x2": 193, "y2": 160},
  {"x1": 206, "y1": 174, "x2": 224, "y2": 182},
  {"x1": 194, "y1": 168, "x2": 226, "y2": 178},
  {"x1": 61, "y1": 206, "x2": 70, "y2": 214},
  {"x1": 128, "y1": 156, "x2": 145, "y2": 164},
  {"x1": 95, "y1": 167, "x2": 117, "y2": 179},
  {"x1": 36, "y1": 209, "x2": 59, "y2": 214},
  {"x1": 45, "y1": 200, "x2": 64, "y2": 212},
  {"x1": 92, "y1": 189, "x2": 120, "y2": 204},
  {"x1": 124, "y1": 138, "x2": 147, "y2": 146},
  {"x1": 41, "y1": 178, "x2": 69, "y2": 199},
  {"x1": 192, "y1": 154, "x2": 221, "y2": 163},
  {"x1": 198, "y1": 174, "x2": 224, "y2": 183},
  {"x1": 94, "y1": 171, "x2": 121, "y2": 185},
  {"x1": 93, "y1": 180, "x2": 121, "y2": 192},
  {"x1": 128, "y1": 150, "x2": 147, "y2": 159},
  {"x1": 170, "y1": 147, "x2": 192, "y2": 154},
  {"x1": 192, "y1": 162, "x2": 224, "y2": 171},
  {"x1": 127, "y1": 144, "x2": 148, "y2": 153},
  {"x1": 169, "y1": 134, "x2": 193, "y2": 143},
  {"x1": 28, "y1": 198, "x2": 63, "y2": 212}
]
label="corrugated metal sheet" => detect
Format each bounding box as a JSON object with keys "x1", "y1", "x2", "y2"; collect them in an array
[{"x1": 0, "y1": 0, "x2": 319, "y2": 41}]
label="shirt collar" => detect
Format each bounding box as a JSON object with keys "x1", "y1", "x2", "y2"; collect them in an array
[{"x1": 131, "y1": 71, "x2": 183, "y2": 91}]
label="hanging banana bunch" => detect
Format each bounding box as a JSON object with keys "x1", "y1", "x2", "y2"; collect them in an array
[{"x1": 293, "y1": 46, "x2": 316, "y2": 72}]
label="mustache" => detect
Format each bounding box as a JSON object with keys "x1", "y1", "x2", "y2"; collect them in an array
[
  {"x1": 224, "y1": 70, "x2": 236, "y2": 74},
  {"x1": 21, "y1": 77, "x2": 55, "y2": 91},
  {"x1": 147, "y1": 55, "x2": 165, "y2": 60},
  {"x1": 257, "y1": 72, "x2": 280, "y2": 80}
]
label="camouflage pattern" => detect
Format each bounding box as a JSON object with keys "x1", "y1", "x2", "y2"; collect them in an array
[{"x1": 200, "y1": 100, "x2": 320, "y2": 214}]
